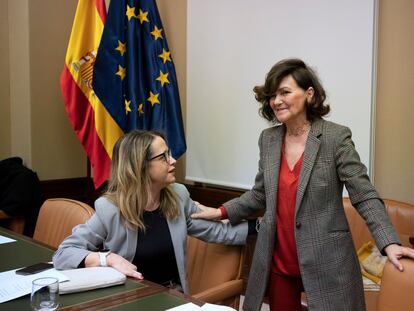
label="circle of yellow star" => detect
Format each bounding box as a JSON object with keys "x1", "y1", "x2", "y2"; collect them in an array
[
  {"x1": 138, "y1": 103, "x2": 144, "y2": 115},
  {"x1": 158, "y1": 49, "x2": 171, "y2": 64},
  {"x1": 116, "y1": 65, "x2": 126, "y2": 80},
  {"x1": 137, "y1": 9, "x2": 149, "y2": 24},
  {"x1": 126, "y1": 5, "x2": 136, "y2": 21},
  {"x1": 147, "y1": 91, "x2": 160, "y2": 106},
  {"x1": 124, "y1": 98, "x2": 132, "y2": 114},
  {"x1": 150, "y1": 26, "x2": 163, "y2": 40},
  {"x1": 156, "y1": 70, "x2": 170, "y2": 86},
  {"x1": 115, "y1": 40, "x2": 126, "y2": 56}
]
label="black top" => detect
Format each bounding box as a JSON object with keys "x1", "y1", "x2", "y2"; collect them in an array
[{"x1": 132, "y1": 208, "x2": 180, "y2": 286}]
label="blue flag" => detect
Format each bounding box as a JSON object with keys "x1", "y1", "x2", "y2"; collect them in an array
[{"x1": 93, "y1": 0, "x2": 186, "y2": 159}]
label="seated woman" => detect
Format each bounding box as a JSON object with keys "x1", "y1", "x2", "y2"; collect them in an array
[{"x1": 53, "y1": 130, "x2": 251, "y2": 294}]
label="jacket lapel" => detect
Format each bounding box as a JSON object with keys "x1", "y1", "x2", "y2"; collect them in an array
[
  {"x1": 166, "y1": 217, "x2": 188, "y2": 293},
  {"x1": 295, "y1": 118, "x2": 323, "y2": 216},
  {"x1": 264, "y1": 125, "x2": 284, "y2": 222}
]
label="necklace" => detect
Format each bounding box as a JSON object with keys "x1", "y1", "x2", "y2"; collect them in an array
[
  {"x1": 145, "y1": 201, "x2": 160, "y2": 211},
  {"x1": 286, "y1": 122, "x2": 311, "y2": 137}
]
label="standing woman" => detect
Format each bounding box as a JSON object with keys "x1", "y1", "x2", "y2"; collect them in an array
[
  {"x1": 53, "y1": 130, "x2": 249, "y2": 294},
  {"x1": 192, "y1": 59, "x2": 414, "y2": 310}
]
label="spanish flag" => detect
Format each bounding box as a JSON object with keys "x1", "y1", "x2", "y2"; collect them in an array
[{"x1": 60, "y1": 0, "x2": 123, "y2": 188}]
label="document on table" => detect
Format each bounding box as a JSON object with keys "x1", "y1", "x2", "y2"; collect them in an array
[
  {"x1": 201, "y1": 304, "x2": 237, "y2": 311},
  {"x1": 0, "y1": 235, "x2": 16, "y2": 245},
  {"x1": 0, "y1": 268, "x2": 69, "y2": 303},
  {"x1": 166, "y1": 302, "x2": 237, "y2": 311}
]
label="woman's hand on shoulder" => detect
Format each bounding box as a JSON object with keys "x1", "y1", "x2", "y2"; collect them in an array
[
  {"x1": 191, "y1": 202, "x2": 222, "y2": 221},
  {"x1": 384, "y1": 244, "x2": 414, "y2": 271},
  {"x1": 106, "y1": 253, "x2": 144, "y2": 279}
]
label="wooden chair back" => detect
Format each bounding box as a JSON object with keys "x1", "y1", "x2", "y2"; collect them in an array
[{"x1": 33, "y1": 198, "x2": 94, "y2": 248}]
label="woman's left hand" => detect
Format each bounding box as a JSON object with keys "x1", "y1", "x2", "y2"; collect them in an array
[{"x1": 384, "y1": 244, "x2": 414, "y2": 271}]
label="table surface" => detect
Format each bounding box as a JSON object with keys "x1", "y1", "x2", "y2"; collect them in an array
[{"x1": 0, "y1": 228, "x2": 199, "y2": 310}]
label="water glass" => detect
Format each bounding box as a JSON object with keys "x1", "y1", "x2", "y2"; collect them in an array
[{"x1": 30, "y1": 277, "x2": 59, "y2": 311}]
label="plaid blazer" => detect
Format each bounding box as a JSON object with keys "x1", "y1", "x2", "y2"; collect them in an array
[{"x1": 224, "y1": 118, "x2": 399, "y2": 311}]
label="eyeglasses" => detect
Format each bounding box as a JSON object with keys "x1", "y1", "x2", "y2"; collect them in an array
[{"x1": 149, "y1": 149, "x2": 172, "y2": 163}]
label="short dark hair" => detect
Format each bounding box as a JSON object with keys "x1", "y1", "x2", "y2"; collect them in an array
[{"x1": 253, "y1": 58, "x2": 330, "y2": 123}]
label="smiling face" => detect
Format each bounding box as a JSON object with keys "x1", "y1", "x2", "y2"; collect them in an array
[
  {"x1": 148, "y1": 136, "x2": 176, "y2": 189},
  {"x1": 269, "y1": 75, "x2": 314, "y2": 126}
]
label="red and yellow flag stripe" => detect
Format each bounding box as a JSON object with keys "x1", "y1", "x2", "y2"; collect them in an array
[{"x1": 60, "y1": 0, "x2": 124, "y2": 188}]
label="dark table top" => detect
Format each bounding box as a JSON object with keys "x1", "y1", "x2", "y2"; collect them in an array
[{"x1": 0, "y1": 228, "x2": 199, "y2": 310}]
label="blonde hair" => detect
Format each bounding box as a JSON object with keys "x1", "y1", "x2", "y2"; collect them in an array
[{"x1": 105, "y1": 130, "x2": 180, "y2": 231}]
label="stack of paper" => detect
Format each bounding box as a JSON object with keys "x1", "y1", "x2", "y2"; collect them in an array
[
  {"x1": 0, "y1": 268, "x2": 68, "y2": 303},
  {"x1": 167, "y1": 302, "x2": 237, "y2": 311}
]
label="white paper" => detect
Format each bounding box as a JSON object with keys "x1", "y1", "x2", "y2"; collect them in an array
[
  {"x1": 201, "y1": 303, "x2": 237, "y2": 310},
  {"x1": 166, "y1": 303, "x2": 237, "y2": 311},
  {"x1": 0, "y1": 268, "x2": 69, "y2": 303},
  {"x1": 166, "y1": 302, "x2": 201, "y2": 311},
  {"x1": 0, "y1": 235, "x2": 16, "y2": 245}
]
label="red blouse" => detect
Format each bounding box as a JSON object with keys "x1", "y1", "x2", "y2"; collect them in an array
[{"x1": 272, "y1": 147, "x2": 303, "y2": 277}]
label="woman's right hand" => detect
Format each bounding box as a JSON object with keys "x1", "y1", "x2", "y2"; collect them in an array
[
  {"x1": 106, "y1": 253, "x2": 143, "y2": 279},
  {"x1": 85, "y1": 252, "x2": 143, "y2": 280},
  {"x1": 191, "y1": 202, "x2": 222, "y2": 221}
]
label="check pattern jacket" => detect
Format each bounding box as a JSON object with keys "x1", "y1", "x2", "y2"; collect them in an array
[{"x1": 224, "y1": 118, "x2": 399, "y2": 311}]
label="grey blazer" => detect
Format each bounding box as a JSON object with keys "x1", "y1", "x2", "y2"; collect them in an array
[
  {"x1": 224, "y1": 118, "x2": 399, "y2": 311},
  {"x1": 53, "y1": 183, "x2": 248, "y2": 294}
]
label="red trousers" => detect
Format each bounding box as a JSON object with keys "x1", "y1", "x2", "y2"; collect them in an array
[{"x1": 269, "y1": 271, "x2": 304, "y2": 311}]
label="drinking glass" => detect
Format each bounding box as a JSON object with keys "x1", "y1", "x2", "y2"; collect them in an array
[{"x1": 30, "y1": 277, "x2": 59, "y2": 311}]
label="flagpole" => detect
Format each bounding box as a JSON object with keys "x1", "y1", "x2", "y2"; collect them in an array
[
  {"x1": 86, "y1": 157, "x2": 91, "y2": 180},
  {"x1": 86, "y1": 157, "x2": 94, "y2": 200}
]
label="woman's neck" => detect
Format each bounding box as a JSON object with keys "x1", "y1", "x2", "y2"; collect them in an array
[
  {"x1": 285, "y1": 120, "x2": 311, "y2": 137},
  {"x1": 145, "y1": 188, "x2": 161, "y2": 211},
  {"x1": 145, "y1": 202, "x2": 160, "y2": 211}
]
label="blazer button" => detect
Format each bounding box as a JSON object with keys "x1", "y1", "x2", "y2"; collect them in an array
[{"x1": 295, "y1": 222, "x2": 301, "y2": 229}]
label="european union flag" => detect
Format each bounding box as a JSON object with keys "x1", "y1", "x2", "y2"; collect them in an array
[{"x1": 93, "y1": 0, "x2": 186, "y2": 159}]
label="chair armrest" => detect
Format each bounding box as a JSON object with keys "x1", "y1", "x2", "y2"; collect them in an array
[
  {"x1": 192, "y1": 279, "x2": 243, "y2": 303},
  {"x1": 377, "y1": 258, "x2": 414, "y2": 311}
]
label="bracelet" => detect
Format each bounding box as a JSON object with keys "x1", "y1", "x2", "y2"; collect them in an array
[
  {"x1": 218, "y1": 206, "x2": 228, "y2": 220},
  {"x1": 98, "y1": 250, "x2": 111, "y2": 267},
  {"x1": 255, "y1": 218, "x2": 261, "y2": 232}
]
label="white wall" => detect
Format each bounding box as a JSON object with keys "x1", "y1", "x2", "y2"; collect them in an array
[{"x1": 186, "y1": 0, "x2": 376, "y2": 189}]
